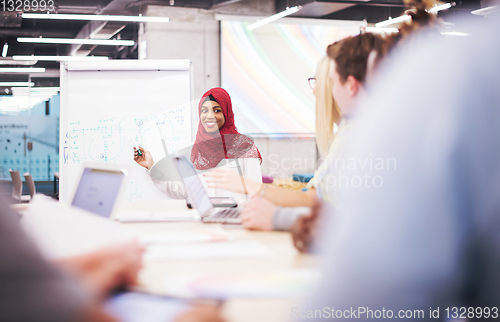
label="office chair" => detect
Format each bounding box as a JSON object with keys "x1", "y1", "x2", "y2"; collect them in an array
[
  {"x1": 9, "y1": 169, "x2": 30, "y2": 203},
  {"x1": 24, "y1": 172, "x2": 36, "y2": 201}
]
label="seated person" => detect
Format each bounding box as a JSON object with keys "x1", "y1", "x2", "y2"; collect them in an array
[
  {"x1": 0, "y1": 195, "x2": 223, "y2": 322},
  {"x1": 134, "y1": 87, "x2": 262, "y2": 200},
  {"x1": 206, "y1": 33, "x2": 385, "y2": 231},
  {"x1": 209, "y1": 0, "x2": 437, "y2": 235},
  {"x1": 299, "y1": 13, "x2": 500, "y2": 320},
  {"x1": 0, "y1": 195, "x2": 142, "y2": 321}
]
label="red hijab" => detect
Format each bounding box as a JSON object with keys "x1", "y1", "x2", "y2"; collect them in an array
[{"x1": 190, "y1": 88, "x2": 262, "y2": 170}]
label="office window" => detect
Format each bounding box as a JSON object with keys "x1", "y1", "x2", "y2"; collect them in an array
[{"x1": 0, "y1": 94, "x2": 60, "y2": 180}]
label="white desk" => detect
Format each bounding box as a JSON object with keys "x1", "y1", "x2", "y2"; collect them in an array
[{"x1": 117, "y1": 200, "x2": 317, "y2": 322}]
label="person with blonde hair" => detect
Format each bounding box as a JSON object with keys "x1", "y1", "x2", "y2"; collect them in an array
[
  {"x1": 314, "y1": 55, "x2": 342, "y2": 159},
  {"x1": 205, "y1": 54, "x2": 347, "y2": 230}
]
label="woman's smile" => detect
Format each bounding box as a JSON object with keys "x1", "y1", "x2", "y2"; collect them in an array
[{"x1": 201, "y1": 100, "x2": 225, "y2": 133}]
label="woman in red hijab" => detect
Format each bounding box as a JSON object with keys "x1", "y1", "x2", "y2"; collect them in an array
[
  {"x1": 133, "y1": 88, "x2": 262, "y2": 199},
  {"x1": 191, "y1": 87, "x2": 262, "y2": 169}
]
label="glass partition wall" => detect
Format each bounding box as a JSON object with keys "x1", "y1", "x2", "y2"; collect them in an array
[{"x1": 0, "y1": 75, "x2": 60, "y2": 181}]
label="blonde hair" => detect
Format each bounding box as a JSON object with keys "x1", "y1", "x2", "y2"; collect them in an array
[{"x1": 315, "y1": 56, "x2": 341, "y2": 157}]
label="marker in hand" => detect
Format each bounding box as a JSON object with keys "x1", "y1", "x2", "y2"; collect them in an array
[{"x1": 132, "y1": 137, "x2": 143, "y2": 156}]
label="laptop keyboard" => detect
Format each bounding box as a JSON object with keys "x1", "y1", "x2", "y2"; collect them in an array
[{"x1": 212, "y1": 208, "x2": 240, "y2": 218}]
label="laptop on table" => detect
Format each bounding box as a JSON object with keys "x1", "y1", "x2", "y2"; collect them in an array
[
  {"x1": 71, "y1": 163, "x2": 129, "y2": 218},
  {"x1": 173, "y1": 156, "x2": 242, "y2": 224}
]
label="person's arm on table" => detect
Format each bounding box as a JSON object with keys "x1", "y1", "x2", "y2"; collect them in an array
[
  {"x1": 290, "y1": 200, "x2": 322, "y2": 253},
  {"x1": 0, "y1": 197, "x2": 116, "y2": 322},
  {"x1": 259, "y1": 185, "x2": 316, "y2": 207},
  {"x1": 206, "y1": 169, "x2": 317, "y2": 207},
  {"x1": 240, "y1": 196, "x2": 310, "y2": 231},
  {"x1": 174, "y1": 305, "x2": 225, "y2": 322},
  {"x1": 274, "y1": 206, "x2": 311, "y2": 231},
  {"x1": 55, "y1": 241, "x2": 144, "y2": 300}
]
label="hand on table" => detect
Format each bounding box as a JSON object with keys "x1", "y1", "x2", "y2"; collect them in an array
[
  {"x1": 55, "y1": 240, "x2": 145, "y2": 300},
  {"x1": 174, "y1": 305, "x2": 225, "y2": 322},
  {"x1": 240, "y1": 196, "x2": 276, "y2": 231},
  {"x1": 133, "y1": 146, "x2": 154, "y2": 170},
  {"x1": 291, "y1": 199, "x2": 322, "y2": 253},
  {"x1": 204, "y1": 168, "x2": 260, "y2": 195}
]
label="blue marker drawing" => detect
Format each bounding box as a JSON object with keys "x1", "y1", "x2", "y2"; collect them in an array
[{"x1": 63, "y1": 147, "x2": 69, "y2": 164}]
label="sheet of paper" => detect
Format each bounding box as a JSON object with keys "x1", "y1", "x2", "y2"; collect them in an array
[
  {"x1": 105, "y1": 292, "x2": 189, "y2": 322},
  {"x1": 163, "y1": 269, "x2": 320, "y2": 299},
  {"x1": 21, "y1": 196, "x2": 137, "y2": 260},
  {"x1": 139, "y1": 228, "x2": 234, "y2": 245},
  {"x1": 116, "y1": 210, "x2": 200, "y2": 222},
  {"x1": 144, "y1": 240, "x2": 272, "y2": 261}
]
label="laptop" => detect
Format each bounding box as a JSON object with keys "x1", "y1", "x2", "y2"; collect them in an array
[
  {"x1": 71, "y1": 163, "x2": 129, "y2": 218},
  {"x1": 173, "y1": 156, "x2": 242, "y2": 224}
]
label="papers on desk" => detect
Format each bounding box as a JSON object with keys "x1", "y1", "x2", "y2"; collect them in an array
[
  {"x1": 116, "y1": 210, "x2": 200, "y2": 222},
  {"x1": 163, "y1": 269, "x2": 320, "y2": 299},
  {"x1": 20, "y1": 197, "x2": 273, "y2": 267},
  {"x1": 139, "y1": 228, "x2": 234, "y2": 245},
  {"x1": 144, "y1": 240, "x2": 272, "y2": 261},
  {"x1": 21, "y1": 196, "x2": 136, "y2": 260},
  {"x1": 105, "y1": 292, "x2": 189, "y2": 322}
]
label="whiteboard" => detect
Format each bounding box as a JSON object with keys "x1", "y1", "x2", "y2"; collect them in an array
[{"x1": 59, "y1": 60, "x2": 194, "y2": 202}]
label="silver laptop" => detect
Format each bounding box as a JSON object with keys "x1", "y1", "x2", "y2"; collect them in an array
[
  {"x1": 173, "y1": 156, "x2": 241, "y2": 224},
  {"x1": 71, "y1": 163, "x2": 129, "y2": 218}
]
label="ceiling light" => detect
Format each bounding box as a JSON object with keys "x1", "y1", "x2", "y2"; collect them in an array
[
  {"x1": 2, "y1": 43, "x2": 8, "y2": 58},
  {"x1": 0, "y1": 82, "x2": 35, "y2": 87},
  {"x1": 365, "y1": 26, "x2": 399, "y2": 33},
  {"x1": 376, "y1": 2, "x2": 455, "y2": 28},
  {"x1": 375, "y1": 15, "x2": 411, "y2": 28},
  {"x1": 0, "y1": 59, "x2": 37, "y2": 65},
  {"x1": 247, "y1": 6, "x2": 302, "y2": 31},
  {"x1": 17, "y1": 37, "x2": 134, "y2": 46},
  {"x1": 22, "y1": 13, "x2": 170, "y2": 23},
  {"x1": 13, "y1": 93, "x2": 58, "y2": 98},
  {"x1": 13, "y1": 87, "x2": 60, "y2": 92},
  {"x1": 441, "y1": 31, "x2": 469, "y2": 36},
  {"x1": 0, "y1": 67, "x2": 45, "y2": 73},
  {"x1": 471, "y1": 5, "x2": 499, "y2": 16},
  {"x1": 428, "y1": 2, "x2": 453, "y2": 13},
  {"x1": 13, "y1": 55, "x2": 109, "y2": 61}
]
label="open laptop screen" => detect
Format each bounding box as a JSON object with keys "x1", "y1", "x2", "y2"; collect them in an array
[
  {"x1": 174, "y1": 156, "x2": 212, "y2": 216},
  {"x1": 72, "y1": 168, "x2": 126, "y2": 217}
]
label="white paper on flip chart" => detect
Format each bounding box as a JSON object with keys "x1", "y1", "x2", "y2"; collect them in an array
[
  {"x1": 144, "y1": 240, "x2": 272, "y2": 261},
  {"x1": 21, "y1": 196, "x2": 136, "y2": 260},
  {"x1": 116, "y1": 210, "x2": 200, "y2": 222},
  {"x1": 139, "y1": 228, "x2": 234, "y2": 245}
]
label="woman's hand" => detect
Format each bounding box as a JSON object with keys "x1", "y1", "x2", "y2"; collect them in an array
[
  {"x1": 240, "y1": 196, "x2": 276, "y2": 231},
  {"x1": 174, "y1": 305, "x2": 225, "y2": 322},
  {"x1": 291, "y1": 199, "x2": 321, "y2": 253},
  {"x1": 133, "y1": 146, "x2": 154, "y2": 170},
  {"x1": 204, "y1": 168, "x2": 261, "y2": 195},
  {"x1": 55, "y1": 240, "x2": 145, "y2": 300}
]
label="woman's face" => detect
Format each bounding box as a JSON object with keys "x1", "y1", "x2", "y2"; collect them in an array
[{"x1": 201, "y1": 100, "x2": 225, "y2": 133}]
